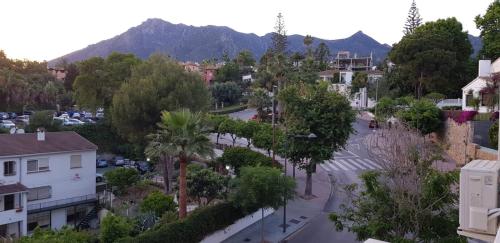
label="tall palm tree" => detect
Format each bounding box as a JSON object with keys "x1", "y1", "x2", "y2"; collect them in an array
[{"x1": 148, "y1": 109, "x2": 213, "y2": 218}]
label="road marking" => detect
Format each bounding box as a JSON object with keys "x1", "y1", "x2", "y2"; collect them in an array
[
  {"x1": 337, "y1": 159, "x2": 357, "y2": 170},
  {"x1": 346, "y1": 158, "x2": 368, "y2": 170},
  {"x1": 331, "y1": 160, "x2": 349, "y2": 170},
  {"x1": 362, "y1": 159, "x2": 383, "y2": 169},
  {"x1": 324, "y1": 161, "x2": 339, "y2": 171}
]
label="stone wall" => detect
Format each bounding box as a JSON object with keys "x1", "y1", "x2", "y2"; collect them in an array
[{"x1": 442, "y1": 118, "x2": 498, "y2": 165}]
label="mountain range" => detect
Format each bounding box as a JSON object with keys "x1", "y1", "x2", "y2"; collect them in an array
[{"x1": 51, "y1": 18, "x2": 482, "y2": 65}]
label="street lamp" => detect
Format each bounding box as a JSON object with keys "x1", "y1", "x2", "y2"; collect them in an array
[{"x1": 282, "y1": 132, "x2": 317, "y2": 233}]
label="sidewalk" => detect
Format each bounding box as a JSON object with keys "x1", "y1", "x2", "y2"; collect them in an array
[{"x1": 212, "y1": 134, "x2": 332, "y2": 243}]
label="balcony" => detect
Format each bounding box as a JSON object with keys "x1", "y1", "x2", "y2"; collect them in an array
[
  {"x1": 27, "y1": 194, "x2": 97, "y2": 213},
  {"x1": 0, "y1": 208, "x2": 25, "y2": 225}
]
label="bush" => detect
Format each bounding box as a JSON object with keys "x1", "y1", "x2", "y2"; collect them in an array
[
  {"x1": 121, "y1": 202, "x2": 256, "y2": 243},
  {"x1": 26, "y1": 110, "x2": 61, "y2": 132},
  {"x1": 100, "y1": 213, "x2": 133, "y2": 243},
  {"x1": 398, "y1": 99, "x2": 442, "y2": 134},
  {"x1": 140, "y1": 191, "x2": 177, "y2": 217},
  {"x1": 19, "y1": 227, "x2": 95, "y2": 243},
  {"x1": 104, "y1": 168, "x2": 140, "y2": 195},
  {"x1": 217, "y1": 147, "x2": 273, "y2": 175},
  {"x1": 490, "y1": 122, "x2": 498, "y2": 147}
]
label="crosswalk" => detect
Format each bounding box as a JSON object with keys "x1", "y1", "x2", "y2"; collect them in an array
[{"x1": 320, "y1": 158, "x2": 382, "y2": 172}]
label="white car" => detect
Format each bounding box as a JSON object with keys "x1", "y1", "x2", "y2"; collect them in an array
[
  {"x1": 0, "y1": 120, "x2": 15, "y2": 129},
  {"x1": 72, "y1": 112, "x2": 81, "y2": 118},
  {"x1": 63, "y1": 118, "x2": 84, "y2": 126},
  {"x1": 59, "y1": 113, "x2": 70, "y2": 119}
]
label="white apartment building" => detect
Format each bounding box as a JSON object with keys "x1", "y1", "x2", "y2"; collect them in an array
[{"x1": 0, "y1": 130, "x2": 97, "y2": 239}]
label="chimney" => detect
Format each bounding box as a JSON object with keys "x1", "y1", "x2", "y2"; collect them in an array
[
  {"x1": 478, "y1": 60, "x2": 491, "y2": 77},
  {"x1": 36, "y1": 128, "x2": 45, "y2": 141}
]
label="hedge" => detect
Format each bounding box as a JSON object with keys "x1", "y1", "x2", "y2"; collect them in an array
[
  {"x1": 119, "y1": 202, "x2": 255, "y2": 243},
  {"x1": 217, "y1": 147, "x2": 274, "y2": 175},
  {"x1": 209, "y1": 104, "x2": 248, "y2": 115}
]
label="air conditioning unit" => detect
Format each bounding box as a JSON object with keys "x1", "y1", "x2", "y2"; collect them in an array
[{"x1": 459, "y1": 160, "x2": 500, "y2": 236}]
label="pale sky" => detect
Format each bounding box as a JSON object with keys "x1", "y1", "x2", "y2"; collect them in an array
[{"x1": 0, "y1": 0, "x2": 493, "y2": 61}]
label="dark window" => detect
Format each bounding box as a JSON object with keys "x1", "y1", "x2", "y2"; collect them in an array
[
  {"x1": 3, "y1": 161, "x2": 15, "y2": 176},
  {"x1": 27, "y1": 186, "x2": 51, "y2": 201},
  {"x1": 4, "y1": 194, "x2": 14, "y2": 211}
]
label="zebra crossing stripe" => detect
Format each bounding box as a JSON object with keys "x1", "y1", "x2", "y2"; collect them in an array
[
  {"x1": 362, "y1": 159, "x2": 383, "y2": 169},
  {"x1": 319, "y1": 163, "x2": 330, "y2": 172},
  {"x1": 337, "y1": 159, "x2": 357, "y2": 170},
  {"x1": 345, "y1": 158, "x2": 368, "y2": 170},
  {"x1": 325, "y1": 161, "x2": 340, "y2": 171},
  {"x1": 331, "y1": 160, "x2": 349, "y2": 170}
]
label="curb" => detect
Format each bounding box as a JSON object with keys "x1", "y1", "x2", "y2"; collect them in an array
[{"x1": 280, "y1": 221, "x2": 310, "y2": 243}]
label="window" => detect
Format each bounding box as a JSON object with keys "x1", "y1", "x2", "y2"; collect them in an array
[
  {"x1": 70, "y1": 155, "x2": 82, "y2": 169},
  {"x1": 465, "y1": 90, "x2": 474, "y2": 106},
  {"x1": 481, "y1": 93, "x2": 495, "y2": 107},
  {"x1": 3, "y1": 161, "x2": 15, "y2": 176},
  {"x1": 3, "y1": 194, "x2": 14, "y2": 211},
  {"x1": 27, "y1": 186, "x2": 51, "y2": 201},
  {"x1": 27, "y1": 158, "x2": 49, "y2": 173},
  {"x1": 27, "y1": 211, "x2": 50, "y2": 232}
]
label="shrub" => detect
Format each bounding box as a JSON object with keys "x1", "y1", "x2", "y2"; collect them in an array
[
  {"x1": 100, "y1": 213, "x2": 133, "y2": 243},
  {"x1": 140, "y1": 191, "x2": 177, "y2": 217},
  {"x1": 26, "y1": 110, "x2": 61, "y2": 132},
  {"x1": 398, "y1": 99, "x2": 442, "y2": 134},
  {"x1": 120, "y1": 202, "x2": 256, "y2": 243},
  {"x1": 19, "y1": 227, "x2": 94, "y2": 243},
  {"x1": 490, "y1": 121, "x2": 498, "y2": 147},
  {"x1": 104, "y1": 168, "x2": 140, "y2": 195},
  {"x1": 217, "y1": 147, "x2": 273, "y2": 175}
]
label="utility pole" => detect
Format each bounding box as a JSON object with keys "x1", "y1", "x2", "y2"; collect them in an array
[{"x1": 272, "y1": 85, "x2": 277, "y2": 163}]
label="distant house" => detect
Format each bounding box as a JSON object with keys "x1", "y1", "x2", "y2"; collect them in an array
[
  {"x1": 201, "y1": 65, "x2": 218, "y2": 85},
  {"x1": 0, "y1": 131, "x2": 97, "y2": 238},
  {"x1": 461, "y1": 58, "x2": 500, "y2": 113},
  {"x1": 180, "y1": 61, "x2": 200, "y2": 73},
  {"x1": 332, "y1": 51, "x2": 373, "y2": 72},
  {"x1": 366, "y1": 70, "x2": 383, "y2": 84},
  {"x1": 318, "y1": 70, "x2": 353, "y2": 85},
  {"x1": 242, "y1": 74, "x2": 254, "y2": 83},
  {"x1": 47, "y1": 67, "x2": 66, "y2": 81}
]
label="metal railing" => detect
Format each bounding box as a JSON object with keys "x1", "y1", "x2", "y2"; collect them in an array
[{"x1": 27, "y1": 194, "x2": 96, "y2": 211}]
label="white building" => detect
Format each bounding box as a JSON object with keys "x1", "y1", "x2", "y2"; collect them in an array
[
  {"x1": 0, "y1": 130, "x2": 97, "y2": 239},
  {"x1": 462, "y1": 58, "x2": 500, "y2": 113}
]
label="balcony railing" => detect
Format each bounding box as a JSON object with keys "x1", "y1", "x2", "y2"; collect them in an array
[{"x1": 27, "y1": 194, "x2": 96, "y2": 211}]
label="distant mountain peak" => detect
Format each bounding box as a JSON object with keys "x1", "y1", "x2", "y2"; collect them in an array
[{"x1": 51, "y1": 18, "x2": 392, "y2": 64}]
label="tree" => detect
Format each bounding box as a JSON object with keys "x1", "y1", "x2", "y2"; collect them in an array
[
  {"x1": 217, "y1": 147, "x2": 273, "y2": 175},
  {"x1": 330, "y1": 125, "x2": 464, "y2": 242},
  {"x1": 303, "y1": 35, "x2": 314, "y2": 57},
  {"x1": 207, "y1": 114, "x2": 230, "y2": 145},
  {"x1": 27, "y1": 110, "x2": 61, "y2": 132},
  {"x1": 314, "y1": 42, "x2": 331, "y2": 70},
  {"x1": 424, "y1": 92, "x2": 446, "y2": 103},
  {"x1": 351, "y1": 72, "x2": 368, "y2": 94},
  {"x1": 398, "y1": 99, "x2": 442, "y2": 134},
  {"x1": 235, "y1": 120, "x2": 260, "y2": 147},
  {"x1": 111, "y1": 54, "x2": 210, "y2": 145},
  {"x1": 374, "y1": 97, "x2": 396, "y2": 121},
  {"x1": 403, "y1": 0, "x2": 422, "y2": 35},
  {"x1": 154, "y1": 109, "x2": 213, "y2": 219},
  {"x1": 100, "y1": 213, "x2": 133, "y2": 243},
  {"x1": 490, "y1": 121, "x2": 498, "y2": 147},
  {"x1": 271, "y1": 13, "x2": 287, "y2": 55},
  {"x1": 187, "y1": 165, "x2": 228, "y2": 205},
  {"x1": 232, "y1": 166, "x2": 295, "y2": 243},
  {"x1": 104, "y1": 167, "x2": 140, "y2": 195},
  {"x1": 140, "y1": 191, "x2": 177, "y2": 217},
  {"x1": 389, "y1": 18, "x2": 472, "y2": 98},
  {"x1": 215, "y1": 61, "x2": 240, "y2": 83},
  {"x1": 248, "y1": 88, "x2": 271, "y2": 120},
  {"x1": 475, "y1": 0, "x2": 500, "y2": 60},
  {"x1": 19, "y1": 227, "x2": 94, "y2": 243},
  {"x1": 252, "y1": 123, "x2": 281, "y2": 157},
  {"x1": 236, "y1": 50, "x2": 256, "y2": 67},
  {"x1": 211, "y1": 81, "x2": 242, "y2": 106},
  {"x1": 219, "y1": 118, "x2": 241, "y2": 146},
  {"x1": 279, "y1": 82, "x2": 356, "y2": 198}
]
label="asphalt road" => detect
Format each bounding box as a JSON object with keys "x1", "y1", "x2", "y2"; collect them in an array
[{"x1": 286, "y1": 119, "x2": 374, "y2": 243}]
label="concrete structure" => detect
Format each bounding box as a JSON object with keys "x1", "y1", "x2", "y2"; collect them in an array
[
  {"x1": 47, "y1": 67, "x2": 66, "y2": 81},
  {"x1": 180, "y1": 61, "x2": 200, "y2": 73},
  {"x1": 462, "y1": 58, "x2": 500, "y2": 113},
  {"x1": 242, "y1": 74, "x2": 254, "y2": 83},
  {"x1": 201, "y1": 65, "x2": 218, "y2": 85},
  {"x1": 333, "y1": 51, "x2": 372, "y2": 72},
  {"x1": 0, "y1": 131, "x2": 97, "y2": 238}
]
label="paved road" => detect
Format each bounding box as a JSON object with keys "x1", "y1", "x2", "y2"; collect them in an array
[
  {"x1": 286, "y1": 119, "x2": 374, "y2": 243},
  {"x1": 228, "y1": 108, "x2": 256, "y2": 121}
]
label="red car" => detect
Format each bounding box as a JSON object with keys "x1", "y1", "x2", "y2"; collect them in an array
[{"x1": 368, "y1": 119, "x2": 379, "y2": 129}]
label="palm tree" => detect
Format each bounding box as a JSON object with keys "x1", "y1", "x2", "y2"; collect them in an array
[
  {"x1": 148, "y1": 109, "x2": 213, "y2": 218},
  {"x1": 248, "y1": 88, "x2": 271, "y2": 120}
]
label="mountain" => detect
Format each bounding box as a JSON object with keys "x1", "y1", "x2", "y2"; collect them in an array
[
  {"x1": 468, "y1": 34, "x2": 482, "y2": 58},
  {"x1": 51, "y1": 18, "x2": 392, "y2": 65}
]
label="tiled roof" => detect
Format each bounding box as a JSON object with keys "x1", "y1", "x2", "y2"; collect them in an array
[
  {"x1": 0, "y1": 183, "x2": 28, "y2": 195},
  {"x1": 0, "y1": 131, "x2": 97, "y2": 157}
]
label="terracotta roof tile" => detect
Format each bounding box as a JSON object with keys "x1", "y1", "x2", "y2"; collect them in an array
[
  {"x1": 0, "y1": 183, "x2": 28, "y2": 195},
  {"x1": 0, "y1": 131, "x2": 97, "y2": 157}
]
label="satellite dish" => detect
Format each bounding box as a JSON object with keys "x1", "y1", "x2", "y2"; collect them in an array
[
  {"x1": 16, "y1": 129, "x2": 25, "y2": 134},
  {"x1": 9, "y1": 128, "x2": 16, "y2": 134}
]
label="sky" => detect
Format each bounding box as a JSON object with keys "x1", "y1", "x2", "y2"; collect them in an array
[{"x1": 0, "y1": 0, "x2": 493, "y2": 61}]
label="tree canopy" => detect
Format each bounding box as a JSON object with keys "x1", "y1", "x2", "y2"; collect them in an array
[{"x1": 475, "y1": 0, "x2": 500, "y2": 60}]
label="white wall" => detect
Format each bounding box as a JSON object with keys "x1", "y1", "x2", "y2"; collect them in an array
[
  {"x1": 51, "y1": 208, "x2": 66, "y2": 230},
  {"x1": 21, "y1": 150, "x2": 96, "y2": 206},
  {"x1": 462, "y1": 77, "x2": 490, "y2": 113}
]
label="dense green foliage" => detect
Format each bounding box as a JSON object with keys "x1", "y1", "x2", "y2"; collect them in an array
[
  {"x1": 475, "y1": 0, "x2": 500, "y2": 60},
  {"x1": 122, "y1": 202, "x2": 255, "y2": 243},
  {"x1": 100, "y1": 213, "x2": 133, "y2": 243},
  {"x1": 187, "y1": 164, "x2": 229, "y2": 205},
  {"x1": 388, "y1": 18, "x2": 473, "y2": 97},
  {"x1": 19, "y1": 227, "x2": 94, "y2": 243},
  {"x1": 490, "y1": 121, "x2": 498, "y2": 147},
  {"x1": 104, "y1": 168, "x2": 140, "y2": 195},
  {"x1": 351, "y1": 72, "x2": 368, "y2": 94},
  {"x1": 26, "y1": 110, "x2": 61, "y2": 132},
  {"x1": 140, "y1": 191, "x2": 177, "y2": 217},
  {"x1": 374, "y1": 97, "x2": 396, "y2": 121},
  {"x1": 399, "y1": 99, "x2": 442, "y2": 134},
  {"x1": 217, "y1": 147, "x2": 273, "y2": 174},
  {"x1": 248, "y1": 88, "x2": 271, "y2": 120},
  {"x1": 211, "y1": 81, "x2": 242, "y2": 105},
  {"x1": 111, "y1": 55, "x2": 211, "y2": 145}
]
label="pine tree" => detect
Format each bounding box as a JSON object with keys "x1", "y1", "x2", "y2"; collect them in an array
[
  {"x1": 403, "y1": 0, "x2": 422, "y2": 35},
  {"x1": 271, "y1": 13, "x2": 287, "y2": 55}
]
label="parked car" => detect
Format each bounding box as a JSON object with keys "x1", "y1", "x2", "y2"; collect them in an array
[
  {"x1": 72, "y1": 112, "x2": 81, "y2": 118},
  {"x1": 96, "y1": 159, "x2": 108, "y2": 168},
  {"x1": 96, "y1": 173, "x2": 104, "y2": 183},
  {"x1": 368, "y1": 119, "x2": 379, "y2": 129},
  {"x1": 96, "y1": 112, "x2": 104, "y2": 119},
  {"x1": 8, "y1": 112, "x2": 17, "y2": 119},
  {"x1": 81, "y1": 118, "x2": 96, "y2": 124},
  {"x1": 0, "y1": 120, "x2": 16, "y2": 129},
  {"x1": 0, "y1": 112, "x2": 8, "y2": 120},
  {"x1": 63, "y1": 118, "x2": 84, "y2": 126},
  {"x1": 114, "y1": 156, "x2": 125, "y2": 166},
  {"x1": 23, "y1": 110, "x2": 34, "y2": 116},
  {"x1": 15, "y1": 115, "x2": 29, "y2": 125},
  {"x1": 135, "y1": 161, "x2": 153, "y2": 174}
]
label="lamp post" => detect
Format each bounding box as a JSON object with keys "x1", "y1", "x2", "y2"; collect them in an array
[
  {"x1": 272, "y1": 85, "x2": 277, "y2": 164},
  {"x1": 282, "y1": 132, "x2": 317, "y2": 233}
]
